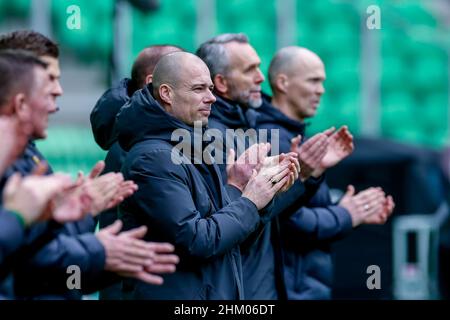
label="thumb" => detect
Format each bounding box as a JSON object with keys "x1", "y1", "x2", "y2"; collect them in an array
[
  {"x1": 345, "y1": 185, "x2": 355, "y2": 197},
  {"x1": 89, "y1": 160, "x2": 105, "y2": 179},
  {"x1": 75, "y1": 171, "x2": 85, "y2": 186},
  {"x1": 323, "y1": 127, "x2": 336, "y2": 137},
  {"x1": 121, "y1": 225, "x2": 148, "y2": 239},
  {"x1": 290, "y1": 135, "x2": 301, "y2": 152},
  {"x1": 250, "y1": 169, "x2": 258, "y2": 180},
  {"x1": 3, "y1": 173, "x2": 22, "y2": 199},
  {"x1": 102, "y1": 219, "x2": 123, "y2": 235},
  {"x1": 226, "y1": 149, "x2": 235, "y2": 171}
]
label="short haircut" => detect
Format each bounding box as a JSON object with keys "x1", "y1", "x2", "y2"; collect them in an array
[
  {"x1": 129, "y1": 44, "x2": 184, "y2": 93},
  {"x1": 0, "y1": 30, "x2": 59, "y2": 58},
  {"x1": 196, "y1": 33, "x2": 248, "y2": 79},
  {"x1": 0, "y1": 49, "x2": 48, "y2": 109},
  {"x1": 152, "y1": 52, "x2": 204, "y2": 100}
]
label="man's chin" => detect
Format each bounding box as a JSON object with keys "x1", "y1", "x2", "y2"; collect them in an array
[
  {"x1": 248, "y1": 98, "x2": 263, "y2": 109},
  {"x1": 32, "y1": 131, "x2": 47, "y2": 140}
]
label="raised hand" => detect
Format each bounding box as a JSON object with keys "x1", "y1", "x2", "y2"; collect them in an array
[
  {"x1": 312, "y1": 126, "x2": 354, "y2": 177},
  {"x1": 291, "y1": 127, "x2": 335, "y2": 181},
  {"x1": 2, "y1": 173, "x2": 74, "y2": 226},
  {"x1": 226, "y1": 143, "x2": 271, "y2": 191},
  {"x1": 96, "y1": 220, "x2": 179, "y2": 285},
  {"x1": 339, "y1": 185, "x2": 394, "y2": 227},
  {"x1": 242, "y1": 163, "x2": 291, "y2": 210}
]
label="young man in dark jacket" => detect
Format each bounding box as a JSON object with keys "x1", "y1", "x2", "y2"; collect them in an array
[
  {"x1": 260, "y1": 46, "x2": 395, "y2": 299},
  {"x1": 117, "y1": 51, "x2": 294, "y2": 299}
]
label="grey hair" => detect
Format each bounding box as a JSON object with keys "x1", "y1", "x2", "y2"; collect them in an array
[{"x1": 196, "y1": 33, "x2": 249, "y2": 79}]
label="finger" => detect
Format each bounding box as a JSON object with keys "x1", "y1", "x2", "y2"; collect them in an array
[
  {"x1": 272, "y1": 175, "x2": 290, "y2": 193},
  {"x1": 290, "y1": 135, "x2": 302, "y2": 152},
  {"x1": 226, "y1": 148, "x2": 235, "y2": 172},
  {"x1": 121, "y1": 225, "x2": 148, "y2": 239},
  {"x1": 146, "y1": 263, "x2": 177, "y2": 274},
  {"x1": 152, "y1": 253, "x2": 180, "y2": 264},
  {"x1": 75, "y1": 172, "x2": 84, "y2": 186},
  {"x1": 3, "y1": 173, "x2": 22, "y2": 199},
  {"x1": 322, "y1": 126, "x2": 336, "y2": 137},
  {"x1": 147, "y1": 242, "x2": 176, "y2": 253},
  {"x1": 258, "y1": 143, "x2": 271, "y2": 162},
  {"x1": 101, "y1": 219, "x2": 123, "y2": 235},
  {"x1": 130, "y1": 271, "x2": 164, "y2": 285},
  {"x1": 345, "y1": 185, "x2": 355, "y2": 197},
  {"x1": 113, "y1": 263, "x2": 144, "y2": 274},
  {"x1": 89, "y1": 160, "x2": 105, "y2": 179}
]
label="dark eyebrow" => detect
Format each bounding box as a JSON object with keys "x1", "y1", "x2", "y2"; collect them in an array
[{"x1": 191, "y1": 83, "x2": 214, "y2": 90}]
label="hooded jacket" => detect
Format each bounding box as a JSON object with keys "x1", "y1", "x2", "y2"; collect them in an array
[
  {"x1": 117, "y1": 85, "x2": 261, "y2": 300},
  {"x1": 90, "y1": 78, "x2": 131, "y2": 229},
  {"x1": 90, "y1": 78, "x2": 132, "y2": 151},
  {"x1": 256, "y1": 100, "x2": 353, "y2": 300}
]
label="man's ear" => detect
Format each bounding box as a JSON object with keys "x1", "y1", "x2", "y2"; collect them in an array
[
  {"x1": 12, "y1": 93, "x2": 31, "y2": 122},
  {"x1": 275, "y1": 74, "x2": 289, "y2": 94},
  {"x1": 213, "y1": 74, "x2": 228, "y2": 95},
  {"x1": 159, "y1": 84, "x2": 172, "y2": 106},
  {"x1": 145, "y1": 74, "x2": 153, "y2": 85}
]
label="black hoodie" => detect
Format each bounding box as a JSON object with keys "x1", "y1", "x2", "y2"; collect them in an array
[
  {"x1": 90, "y1": 78, "x2": 132, "y2": 151},
  {"x1": 116, "y1": 85, "x2": 262, "y2": 299}
]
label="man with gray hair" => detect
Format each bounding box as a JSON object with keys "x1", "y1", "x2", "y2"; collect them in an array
[
  {"x1": 197, "y1": 34, "x2": 334, "y2": 299},
  {"x1": 116, "y1": 51, "x2": 292, "y2": 299}
]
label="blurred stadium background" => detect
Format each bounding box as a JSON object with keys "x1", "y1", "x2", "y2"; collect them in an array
[{"x1": 1, "y1": 0, "x2": 450, "y2": 300}]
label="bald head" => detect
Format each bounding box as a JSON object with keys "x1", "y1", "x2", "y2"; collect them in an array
[
  {"x1": 269, "y1": 46, "x2": 326, "y2": 122},
  {"x1": 130, "y1": 44, "x2": 184, "y2": 92},
  {"x1": 152, "y1": 51, "x2": 215, "y2": 126},
  {"x1": 269, "y1": 46, "x2": 324, "y2": 93},
  {"x1": 153, "y1": 52, "x2": 210, "y2": 94}
]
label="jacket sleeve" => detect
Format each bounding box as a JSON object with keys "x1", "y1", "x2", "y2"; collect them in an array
[
  {"x1": 121, "y1": 149, "x2": 261, "y2": 259},
  {"x1": 282, "y1": 182, "x2": 353, "y2": 243},
  {"x1": 0, "y1": 209, "x2": 25, "y2": 265},
  {"x1": 13, "y1": 221, "x2": 107, "y2": 296}
]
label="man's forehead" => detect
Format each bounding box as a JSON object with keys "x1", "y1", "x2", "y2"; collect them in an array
[
  {"x1": 225, "y1": 42, "x2": 260, "y2": 66},
  {"x1": 291, "y1": 55, "x2": 325, "y2": 77},
  {"x1": 181, "y1": 64, "x2": 212, "y2": 86}
]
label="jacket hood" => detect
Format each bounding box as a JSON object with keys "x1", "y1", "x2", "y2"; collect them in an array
[
  {"x1": 90, "y1": 78, "x2": 132, "y2": 150},
  {"x1": 116, "y1": 84, "x2": 196, "y2": 152},
  {"x1": 257, "y1": 93, "x2": 306, "y2": 137}
]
